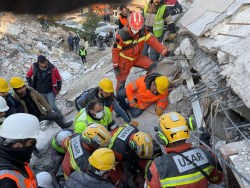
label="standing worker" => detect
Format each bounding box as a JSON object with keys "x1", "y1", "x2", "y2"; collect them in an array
[
  {"x1": 143, "y1": 0, "x2": 176, "y2": 62},
  {"x1": 118, "y1": 5, "x2": 130, "y2": 29},
  {"x1": 146, "y1": 112, "x2": 224, "y2": 188},
  {"x1": 0, "y1": 113, "x2": 45, "y2": 187},
  {"x1": 79, "y1": 45, "x2": 87, "y2": 65},
  {"x1": 112, "y1": 12, "x2": 170, "y2": 90}
]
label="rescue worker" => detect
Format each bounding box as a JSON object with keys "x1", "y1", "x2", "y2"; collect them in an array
[
  {"x1": 0, "y1": 113, "x2": 45, "y2": 187},
  {"x1": 118, "y1": 5, "x2": 130, "y2": 29},
  {"x1": 108, "y1": 124, "x2": 157, "y2": 187},
  {"x1": 165, "y1": 0, "x2": 183, "y2": 16},
  {"x1": 26, "y1": 55, "x2": 72, "y2": 127},
  {"x1": 143, "y1": 0, "x2": 176, "y2": 62},
  {"x1": 112, "y1": 12, "x2": 170, "y2": 90},
  {"x1": 74, "y1": 98, "x2": 115, "y2": 133},
  {"x1": 79, "y1": 45, "x2": 87, "y2": 65},
  {"x1": 62, "y1": 123, "x2": 111, "y2": 179},
  {"x1": 9, "y1": 76, "x2": 72, "y2": 128},
  {"x1": 64, "y1": 148, "x2": 115, "y2": 188},
  {"x1": 75, "y1": 78, "x2": 138, "y2": 127},
  {"x1": 0, "y1": 77, "x2": 21, "y2": 117},
  {"x1": 51, "y1": 129, "x2": 73, "y2": 155},
  {"x1": 146, "y1": 112, "x2": 224, "y2": 188},
  {"x1": 117, "y1": 73, "x2": 169, "y2": 118},
  {"x1": 0, "y1": 96, "x2": 9, "y2": 120}
]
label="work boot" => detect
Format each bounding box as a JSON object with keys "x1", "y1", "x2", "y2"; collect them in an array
[{"x1": 63, "y1": 120, "x2": 73, "y2": 128}]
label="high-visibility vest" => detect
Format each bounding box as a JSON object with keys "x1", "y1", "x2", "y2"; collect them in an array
[
  {"x1": 79, "y1": 48, "x2": 86, "y2": 56},
  {"x1": 0, "y1": 163, "x2": 37, "y2": 188},
  {"x1": 144, "y1": 4, "x2": 167, "y2": 37},
  {"x1": 73, "y1": 106, "x2": 113, "y2": 133},
  {"x1": 65, "y1": 134, "x2": 91, "y2": 179}
]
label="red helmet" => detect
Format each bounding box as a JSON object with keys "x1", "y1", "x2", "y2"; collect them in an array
[{"x1": 129, "y1": 12, "x2": 144, "y2": 30}]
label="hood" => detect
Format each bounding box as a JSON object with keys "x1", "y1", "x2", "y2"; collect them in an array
[{"x1": 145, "y1": 72, "x2": 162, "y2": 90}]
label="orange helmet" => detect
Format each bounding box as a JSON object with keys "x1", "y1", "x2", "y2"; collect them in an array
[{"x1": 129, "y1": 12, "x2": 144, "y2": 30}]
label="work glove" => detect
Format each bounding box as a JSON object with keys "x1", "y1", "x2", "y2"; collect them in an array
[
  {"x1": 199, "y1": 127, "x2": 211, "y2": 147},
  {"x1": 113, "y1": 66, "x2": 120, "y2": 76},
  {"x1": 155, "y1": 106, "x2": 163, "y2": 116},
  {"x1": 169, "y1": 33, "x2": 177, "y2": 40},
  {"x1": 130, "y1": 120, "x2": 139, "y2": 127}
]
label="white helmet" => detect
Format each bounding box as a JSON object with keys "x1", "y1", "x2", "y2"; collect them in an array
[
  {"x1": 0, "y1": 113, "x2": 45, "y2": 139},
  {"x1": 36, "y1": 172, "x2": 53, "y2": 188},
  {"x1": 55, "y1": 130, "x2": 73, "y2": 146},
  {"x1": 0, "y1": 96, "x2": 9, "y2": 112}
]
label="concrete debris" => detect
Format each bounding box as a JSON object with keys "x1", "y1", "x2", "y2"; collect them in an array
[{"x1": 179, "y1": 38, "x2": 195, "y2": 59}]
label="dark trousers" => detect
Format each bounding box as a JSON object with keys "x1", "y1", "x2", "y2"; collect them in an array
[
  {"x1": 80, "y1": 56, "x2": 86, "y2": 64},
  {"x1": 69, "y1": 44, "x2": 74, "y2": 52},
  {"x1": 116, "y1": 89, "x2": 144, "y2": 118}
]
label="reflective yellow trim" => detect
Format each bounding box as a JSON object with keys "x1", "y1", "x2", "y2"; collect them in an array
[
  {"x1": 108, "y1": 124, "x2": 128, "y2": 148},
  {"x1": 120, "y1": 52, "x2": 135, "y2": 61},
  {"x1": 124, "y1": 40, "x2": 134, "y2": 44},
  {"x1": 67, "y1": 143, "x2": 80, "y2": 173},
  {"x1": 160, "y1": 166, "x2": 213, "y2": 187},
  {"x1": 145, "y1": 33, "x2": 151, "y2": 41},
  {"x1": 117, "y1": 44, "x2": 123, "y2": 49}
]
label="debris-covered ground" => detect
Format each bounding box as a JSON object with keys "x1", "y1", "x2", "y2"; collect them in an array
[{"x1": 1, "y1": 0, "x2": 250, "y2": 186}]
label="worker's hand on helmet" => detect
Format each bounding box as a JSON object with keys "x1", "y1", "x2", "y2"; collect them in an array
[
  {"x1": 130, "y1": 120, "x2": 139, "y2": 127},
  {"x1": 113, "y1": 66, "x2": 120, "y2": 76},
  {"x1": 169, "y1": 33, "x2": 177, "y2": 40},
  {"x1": 155, "y1": 106, "x2": 163, "y2": 116}
]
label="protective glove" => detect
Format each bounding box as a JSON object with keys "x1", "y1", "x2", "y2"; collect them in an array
[
  {"x1": 130, "y1": 120, "x2": 139, "y2": 127},
  {"x1": 113, "y1": 66, "x2": 120, "y2": 76},
  {"x1": 155, "y1": 106, "x2": 163, "y2": 116},
  {"x1": 169, "y1": 33, "x2": 177, "y2": 40},
  {"x1": 199, "y1": 128, "x2": 211, "y2": 147}
]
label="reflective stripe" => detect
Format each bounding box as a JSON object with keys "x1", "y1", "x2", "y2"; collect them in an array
[
  {"x1": 123, "y1": 40, "x2": 134, "y2": 44},
  {"x1": 158, "y1": 97, "x2": 168, "y2": 103},
  {"x1": 108, "y1": 124, "x2": 128, "y2": 148},
  {"x1": 133, "y1": 81, "x2": 137, "y2": 90},
  {"x1": 67, "y1": 142, "x2": 81, "y2": 174},
  {"x1": 160, "y1": 166, "x2": 213, "y2": 187},
  {"x1": 0, "y1": 170, "x2": 27, "y2": 188},
  {"x1": 120, "y1": 52, "x2": 135, "y2": 61},
  {"x1": 117, "y1": 45, "x2": 123, "y2": 49},
  {"x1": 145, "y1": 33, "x2": 151, "y2": 41}
]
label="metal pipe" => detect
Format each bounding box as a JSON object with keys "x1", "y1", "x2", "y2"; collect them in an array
[
  {"x1": 224, "y1": 123, "x2": 250, "y2": 130},
  {"x1": 219, "y1": 103, "x2": 250, "y2": 144},
  {"x1": 226, "y1": 22, "x2": 250, "y2": 26},
  {"x1": 191, "y1": 134, "x2": 250, "y2": 185}
]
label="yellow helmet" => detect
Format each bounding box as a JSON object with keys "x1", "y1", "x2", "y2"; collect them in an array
[
  {"x1": 98, "y1": 78, "x2": 114, "y2": 93},
  {"x1": 88, "y1": 148, "x2": 115, "y2": 171},
  {"x1": 10, "y1": 77, "x2": 25, "y2": 89},
  {"x1": 82, "y1": 123, "x2": 111, "y2": 149},
  {"x1": 0, "y1": 78, "x2": 10, "y2": 92},
  {"x1": 130, "y1": 132, "x2": 153, "y2": 159},
  {"x1": 159, "y1": 112, "x2": 190, "y2": 143},
  {"x1": 155, "y1": 76, "x2": 169, "y2": 94}
]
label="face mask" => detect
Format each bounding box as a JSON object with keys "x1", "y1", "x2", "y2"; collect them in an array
[
  {"x1": 94, "y1": 110, "x2": 104, "y2": 119},
  {"x1": 131, "y1": 28, "x2": 140, "y2": 35},
  {"x1": 2, "y1": 144, "x2": 36, "y2": 163}
]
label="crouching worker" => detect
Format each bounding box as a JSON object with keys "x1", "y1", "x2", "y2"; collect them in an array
[
  {"x1": 62, "y1": 124, "x2": 111, "y2": 180},
  {"x1": 117, "y1": 73, "x2": 169, "y2": 118},
  {"x1": 146, "y1": 112, "x2": 224, "y2": 188},
  {"x1": 0, "y1": 113, "x2": 45, "y2": 187},
  {"x1": 64, "y1": 148, "x2": 115, "y2": 188},
  {"x1": 74, "y1": 98, "x2": 115, "y2": 133},
  {"x1": 75, "y1": 78, "x2": 139, "y2": 127}
]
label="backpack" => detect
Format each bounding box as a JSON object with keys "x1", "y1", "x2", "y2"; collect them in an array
[{"x1": 74, "y1": 88, "x2": 95, "y2": 111}]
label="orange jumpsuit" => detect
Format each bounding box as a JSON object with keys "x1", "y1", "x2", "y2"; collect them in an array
[{"x1": 112, "y1": 26, "x2": 167, "y2": 90}]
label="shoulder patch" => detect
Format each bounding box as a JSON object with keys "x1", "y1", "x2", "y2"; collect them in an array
[{"x1": 71, "y1": 135, "x2": 83, "y2": 159}]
